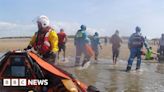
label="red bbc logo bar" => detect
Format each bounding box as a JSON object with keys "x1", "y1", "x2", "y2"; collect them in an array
[{"x1": 3, "y1": 78, "x2": 27, "y2": 86}]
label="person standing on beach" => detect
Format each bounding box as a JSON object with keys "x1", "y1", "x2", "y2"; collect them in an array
[
  {"x1": 126, "y1": 26, "x2": 148, "y2": 72},
  {"x1": 159, "y1": 34, "x2": 164, "y2": 55},
  {"x1": 110, "y1": 30, "x2": 122, "y2": 64},
  {"x1": 57, "y1": 28, "x2": 68, "y2": 61},
  {"x1": 104, "y1": 36, "x2": 108, "y2": 45},
  {"x1": 90, "y1": 32, "x2": 102, "y2": 61},
  {"x1": 27, "y1": 15, "x2": 58, "y2": 65},
  {"x1": 74, "y1": 25, "x2": 93, "y2": 66}
]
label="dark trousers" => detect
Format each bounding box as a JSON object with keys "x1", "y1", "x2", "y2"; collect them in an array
[
  {"x1": 75, "y1": 45, "x2": 91, "y2": 65},
  {"x1": 127, "y1": 48, "x2": 142, "y2": 69},
  {"x1": 160, "y1": 46, "x2": 164, "y2": 55}
]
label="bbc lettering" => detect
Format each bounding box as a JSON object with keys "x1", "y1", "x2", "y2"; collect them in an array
[
  {"x1": 3, "y1": 79, "x2": 27, "y2": 86},
  {"x1": 3, "y1": 79, "x2": 48, "y2": 86}
]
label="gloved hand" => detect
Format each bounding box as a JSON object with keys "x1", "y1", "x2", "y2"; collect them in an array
[
  {"x1": 128, "y1": 42, "x2": 131, "y2": 50},
  {"x1": 24, "y1": 45, "x2": 32, "y2": 51},
  {"x1": 146, "y1": 47, "x2": 150, "y2": 52},
  {"x1": 43, "y1": 51, "x2": 55, "y2": 59},
  {"x1": 128, "y1": 45, "x2": 131, "y2": 50}
]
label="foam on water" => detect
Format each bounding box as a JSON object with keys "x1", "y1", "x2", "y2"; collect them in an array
[
  {"x1": 76, "y1": 61, "x2": 91, "y2": 70},
  {"x1": 57, "y1": 58, "x2": 69, "y2": 65}
]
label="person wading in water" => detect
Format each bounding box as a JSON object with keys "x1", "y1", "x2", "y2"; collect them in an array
[{"x1": 110, "y1": 30, "x2": 122, "y2": 64}]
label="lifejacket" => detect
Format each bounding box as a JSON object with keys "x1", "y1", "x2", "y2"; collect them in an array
[
  {"x1": 33, "y1": 27, "x2": 51, "y2": 55},
  {"x1": 145, "y1": 50, "x2": 153, "y2": 59},
  {"x1": 75, "y1": 30, "x2": 83, "y2": 38},
  {"x1": 130, "y1": 33, "x2": 144, "y2": 48}
]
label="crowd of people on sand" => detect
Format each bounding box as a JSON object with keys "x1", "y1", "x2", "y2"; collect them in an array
[{"x1": 25, "y1": 15, "x2": 164, "y2": 72}]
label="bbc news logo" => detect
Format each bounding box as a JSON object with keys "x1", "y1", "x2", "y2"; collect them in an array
[{"x1": 3, "y1": 79, "x2": 48, "y2": 86}]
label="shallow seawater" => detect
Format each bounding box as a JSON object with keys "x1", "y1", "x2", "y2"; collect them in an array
[
  {"x1": 0, "y1": 52, "x2": 4, "y2": 61},
  {"x1": 1, "y1": 53, "x2": 164, "y2": 92},
  {"x1": 0, "y1": 53, "x2": 3, "y2": 56},
  {"x1": 58, "y1": 58, "x2": 164, "y2": 92}
]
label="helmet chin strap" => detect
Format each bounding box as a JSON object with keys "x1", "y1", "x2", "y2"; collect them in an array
[
  {"x1": 38, "y1": 25, "x2": 44, "y2": 32},
  {"x1": 38, "y1": 28, "x2": 43, "y2": 32},
  {"x1": 37, "y1": 22, "x2": 42, "y2": 30}
]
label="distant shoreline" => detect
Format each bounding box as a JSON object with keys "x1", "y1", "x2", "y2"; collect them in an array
[
  {"x1": 0, "y1": 36, "x2": 75, "y2": 39},
  {"x1": 0, "y1": 36, "x2": 128, "y2": 40},
  {"x1": 0, "y1": 36, "x2": 31, "y2": 39},
  {"x1": 0, "y1": 36, "x2": 159, "y2": 41}
]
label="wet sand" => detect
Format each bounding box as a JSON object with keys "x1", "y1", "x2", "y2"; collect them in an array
[{"x1": 0, "y1": 38, "x2": 120, "y2": 59}]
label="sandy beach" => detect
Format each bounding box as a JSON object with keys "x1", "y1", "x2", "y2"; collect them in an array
[{"x1": 0, "y1": 38, "x2": 158, "y2": 61}]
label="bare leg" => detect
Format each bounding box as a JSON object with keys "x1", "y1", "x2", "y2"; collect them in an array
[
  {"x1": 58, "y1": 52, "x2": 60, "y2": 60},
  {"x1": 63, "y1": 45, "x2": 66, "y2": 60},
  {"x1": 115, "y1": 49, "x2": 119, "y2": 64},
  {"x1": 95, "y1": 53, "x2": 98, "y2": 61},
  {"x1": 113, "y1": 51, "x2": 116, "y2": 64},
  {"x1": 114, "y1": 57, "x2": 117, "y2": 64},
  {"x1": 75, "y1": 46, "x2": 82, "y2": 66},
  {"x1": 63, "y1": 50, "x2": 66, "y2": 60}
]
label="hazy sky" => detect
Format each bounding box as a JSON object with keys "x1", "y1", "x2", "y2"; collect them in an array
[{"x1": 0, "y1": 0, "x2": 164, "y2": 38}]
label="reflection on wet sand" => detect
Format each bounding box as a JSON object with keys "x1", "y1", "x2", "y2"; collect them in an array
[
  {"x1": 1, "y1": 53, "x2": 164, "y2": 92},
  {"x1": 156, "y1": 64, "x2": 164, "y2": 74},
  {"x1": 124, "y1": 74, "x2": 142, "y2": 92},
  {"x1": 60, "y1": 58, "x2": 164, "y2": 92},
  {"x1": 108, "y1": 68, "x2": 119, "y2": 92}
]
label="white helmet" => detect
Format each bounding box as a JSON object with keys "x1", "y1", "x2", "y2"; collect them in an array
[{"x1": 37, "y1": 15, "x2": 50, "y2": 28}]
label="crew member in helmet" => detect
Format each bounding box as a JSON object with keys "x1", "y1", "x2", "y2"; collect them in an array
[
  {"x1": 74, "y1": 25, "x2": 92, "y2": 66},
  {"x1": 27, "y1": 15, "x2": 59, "y2": 65},
  {"x1": 126, "y1": 26, "x2": 148, "y2": 72},
  {"x1": 159, "y1": 34, "x2": 164, "y2": 55},
  {"x1": 90, "y1": 32, "x2": 102, "y2": 61}
]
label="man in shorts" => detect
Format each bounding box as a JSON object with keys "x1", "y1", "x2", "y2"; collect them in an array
[{"x1": 57, "y1": 28, "x2": 67, "y2": 61}]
